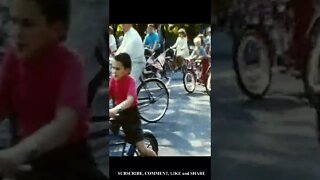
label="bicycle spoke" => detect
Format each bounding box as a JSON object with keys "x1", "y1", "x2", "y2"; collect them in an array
[{"x1": 137, "y1": 78, "x2": 169, "y2": 122}]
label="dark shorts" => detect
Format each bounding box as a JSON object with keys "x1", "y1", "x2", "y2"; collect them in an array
[
  {"x1": 15, "y1": 140, "x2": 108, "y2": 180},
  {"x1": 110, "y1": 107, "x2": 144, "y2": 145}
]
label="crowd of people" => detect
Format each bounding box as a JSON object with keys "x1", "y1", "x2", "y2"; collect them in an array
[{"x1": 109, "y1": 24, "x2": 211, "y2": 85}]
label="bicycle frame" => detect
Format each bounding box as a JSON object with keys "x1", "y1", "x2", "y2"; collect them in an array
[
  {"x1": 109, "y1": 131, "x2": 136, "y2": 156},
  {"x1": 185, "y1": 57, "x2": 210, "y2": 83}
]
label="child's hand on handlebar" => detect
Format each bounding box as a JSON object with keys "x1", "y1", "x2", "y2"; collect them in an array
[
  {"x1": 109, "y1": 108, "x2": 117, "y2": 118},
  {"x1": 0, "y1": 148, "x2": 32, "y2": 177}
]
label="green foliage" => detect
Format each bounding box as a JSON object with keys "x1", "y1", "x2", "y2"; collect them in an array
[{"x1": 115, "y1": 24, "x2": 123, "y2": 38}]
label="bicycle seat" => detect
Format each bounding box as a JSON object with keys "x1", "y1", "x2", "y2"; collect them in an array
[
  {"x1": 165, "y1": 56, "x2": 174, "y2": 61},
  {"x1": 142, "y1": 69, "x2": 154, "y2": 75}
]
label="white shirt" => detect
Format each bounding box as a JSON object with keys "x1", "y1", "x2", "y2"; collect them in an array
[
  {"x1": 171, "y1": 36, "x2": 190, "y2": 58},
  {"x1": 109, "y1": 34, "x2": 117, "y2": 52},
  {"x1": 116, "y1": 27, "x2": 145, "y2": 63}
]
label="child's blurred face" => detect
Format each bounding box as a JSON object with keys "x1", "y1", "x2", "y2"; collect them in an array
[
  {"x1": 112, "y1": 60, "x2": 130, "y2": 80},
  {"x1": 11, "y1": 0, "x2": 63, "y2": 60},
  {"x1": 194, "y1": 38, "x2": 201, "y2": 47}
]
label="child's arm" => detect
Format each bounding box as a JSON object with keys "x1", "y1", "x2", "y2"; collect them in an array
[
  {"x1": 143, "y1": 35, "x2": 148, "y2": 47},
  {"x1": 109, "y1": 78, "x2": 136, "y2": 117},
  {"x1": 170, "y1": 37, "x2": 179, "y2": 49},
  {"x1": 114, "y1": 94, "x2": 134, "y2": 111},
  {"x1": 110, "y1": 95, "x2": 134, "y2": 116}
]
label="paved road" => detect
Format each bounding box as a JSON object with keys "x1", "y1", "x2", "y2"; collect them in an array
[
  {"x1": 145, "y1": 72, "x2": 211, "y2": 156},
  {"x1": 213, "y1": 30, "x2": 320, "y2": 180},
  {"x1": 109, "y1": 71, "x2": 211, "y2": 157}
]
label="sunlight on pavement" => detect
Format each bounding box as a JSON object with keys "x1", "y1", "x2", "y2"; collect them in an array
[
  {"x1": 158, "y1": 139, "x2": 173, "y2": 145},
  {"x1": 179, "y1": 108, "x2": 206, "y2": 115}
]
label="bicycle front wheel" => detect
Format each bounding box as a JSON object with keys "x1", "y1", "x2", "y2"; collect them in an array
[
  {"x1": 137, "y1": 78, "x2": 169, "y2": 123},
  {"x1": 183, "y1": 71, "x2": 196, "y2": 93},
  {"x1": 133, "y1": 130, "x2": 159, "y2": 156}
]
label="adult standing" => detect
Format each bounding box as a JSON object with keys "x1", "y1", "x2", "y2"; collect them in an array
[
  {"x1": 109, "y1": 26, "x2": 117, "y2": 55},
  {"x1": 116, "y1": 24, "x2": 145, "y2": 84}
]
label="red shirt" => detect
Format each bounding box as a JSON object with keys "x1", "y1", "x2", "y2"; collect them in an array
[
  {"x1": 109, "y1": 75, "x2": 138, "y2": 108},
  {"x1": 0, "y1": 43, "x2": 89, "y2": 144}
]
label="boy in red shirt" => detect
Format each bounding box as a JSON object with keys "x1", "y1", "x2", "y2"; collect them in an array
[
  {"x1": 0, "y1": 0, "x2": 106, "y2": 179},
  {"x1": 109, "y1": 53, "x2": 157, "y2": 157}
]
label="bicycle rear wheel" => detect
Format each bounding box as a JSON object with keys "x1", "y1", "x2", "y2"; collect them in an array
[
  {"x1": 137, "y1": 78, "x2": 169, "y2": 123},
  {"x1": 233, "y1": 32, "x2": 272, "y2": 99}
]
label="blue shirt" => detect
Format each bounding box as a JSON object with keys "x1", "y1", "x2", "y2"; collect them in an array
[
  {"x1": 144, "y1": 32, "x2": 160, "y2": 50},
  {"x1": 190, "y1": 46, "x2": 207, "y2": 58}
]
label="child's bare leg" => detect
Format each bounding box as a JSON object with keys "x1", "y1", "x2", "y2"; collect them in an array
[{"x1": 136, "y1": 141, "x2": 157, "y2": 157}]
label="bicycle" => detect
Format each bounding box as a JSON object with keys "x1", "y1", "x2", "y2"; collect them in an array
[
  {"x1": 206, "y1": 63, "x2": 212, "y2": 96},
  {"x1": 108, "y1": 117, "x2": 159, "y2": 157},
  {"x1": 231, "y1": 1, "x2": 320, "y2": 143},
  {"x1": 143, "y1": 48, "x2": 176, "y2": 82},
  {"x1": 183, "y1": 56, "x2": 211, "y2": 95},
  {"x1": 137, "y1": 70, "x2": 170, "y2": 123}
]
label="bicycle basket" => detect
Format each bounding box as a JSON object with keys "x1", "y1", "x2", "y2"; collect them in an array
[
  {"x1": 157, "y1": 52, "x2": 166, "y2": 67},
  {"x1": 146, "y1": 54, "x2": 164, "y2": 71}
]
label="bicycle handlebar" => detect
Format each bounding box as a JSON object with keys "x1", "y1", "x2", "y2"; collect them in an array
[{"x1": 108, "y1": 113, "x2": 119, "y2": 121}]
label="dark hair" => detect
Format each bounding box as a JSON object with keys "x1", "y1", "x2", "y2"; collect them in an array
[
  {"x1": 114, "y1": 53, "x2": 132, "y2": 69},
  {"x1": 109, "y1": 26, "x2": 114, "y2": 34},
  {"x1": 31, "y1": 0, "x2": 70, "y2": 41}
]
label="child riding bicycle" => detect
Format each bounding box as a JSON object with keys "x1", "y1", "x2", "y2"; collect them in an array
[
  {"x1": 188, "y1": 36, "x2": 210, "y2": 84},
  {"x1": 109, "y1": 53, "x2": 157, "y2": 157}
]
